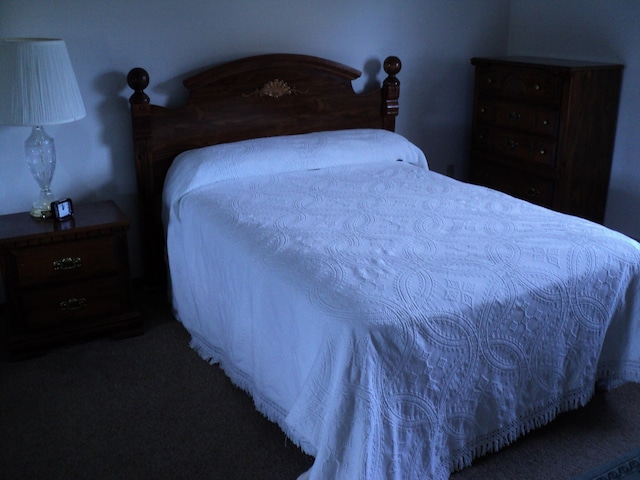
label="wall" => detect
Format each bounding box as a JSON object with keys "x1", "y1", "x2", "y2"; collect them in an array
[
  {"x1": 0, "y1": 0, "x2": 507, "y2": 276},
  {"x1": 508, "y1": 0, "x2": 640, "y2": 240}
]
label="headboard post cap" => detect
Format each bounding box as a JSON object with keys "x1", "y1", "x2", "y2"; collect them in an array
[
  {"x1": 383, "y1": 56, "x2": 402, "y2": 80},
  {"x1": 127, "y1": 67, "x2": 150, "y2": 105},
  {"x1": 382, "y1": 56, "x2": 401, "y2": 126}
]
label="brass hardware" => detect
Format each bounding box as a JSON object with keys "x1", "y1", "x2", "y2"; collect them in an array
[
  {"x1": 244, "y1": 79, "x2": 307, "y2": 98},
  {"x1": 542, "y1": 120, "x2": 549, "y2": 125},
  {"x1": 508, "y1": 111, "x2": 520, "y2": 121},
  {"x1": 505, "y1": 139, "x2": 518, "y2": 149},
  {"x1": 53, "y1": 257, "x2": 82, "y2": 270},
  {"x1": 487, "y1": 77, "x2": 493, "y2": 84},
  {"x1": 539, "y1": 149, "x2": 546, "y2": 155},
  {"x1": 527, "y1": 187, "x2": 540, "y2": 197},
  {"x1": 535, "y1": 84, "x2": 540, "y2": 90},
  {"x1": 59, "y1": 297, "x2": 87, "y2": 311}
]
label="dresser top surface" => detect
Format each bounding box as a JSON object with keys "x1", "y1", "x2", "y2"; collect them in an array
[
  {"x1": 0, "y1": 200, "x2": 129, "y2": 245},
  {"x1": 471, "y1": 56, "x2": 624, "y2": 70}
]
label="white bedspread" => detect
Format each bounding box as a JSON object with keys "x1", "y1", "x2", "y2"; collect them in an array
[{"x1": 163, "y1": 130, "x2": 640, "y2": 480}]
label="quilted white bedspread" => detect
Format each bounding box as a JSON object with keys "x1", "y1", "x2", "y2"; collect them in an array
[{"x1": 163, "y1": 130, "x2": 640, "y2": 480}]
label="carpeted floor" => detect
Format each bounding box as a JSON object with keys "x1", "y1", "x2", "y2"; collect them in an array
[
  {"x1": 1, "y1": 287, "x2": 639, "y2": 480},
  {"x1": 450, "y1": 382, "x2": 640, "y2": 480},
  {"x1": 572, "y1": 446, "x2": 640, "y2": 480}
]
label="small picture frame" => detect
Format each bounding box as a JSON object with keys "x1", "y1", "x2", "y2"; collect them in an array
[{"x1": 50, "y1": 198, "x2": 74, "y2": 221}]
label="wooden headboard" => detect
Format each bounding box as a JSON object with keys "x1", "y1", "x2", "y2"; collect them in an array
[{"x1": 127, "y1": 53, "x2": 402, "y2": 283}]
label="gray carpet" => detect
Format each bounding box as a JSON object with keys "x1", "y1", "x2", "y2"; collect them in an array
[
  {"x1": 1, "y1": 288, "x2": 639, "y2": 480},
  {"x1": 450, "y1": 382, "x2": 640, "y2": 480},
  {"x1": 572, "y1": 446, "x2": 640, "y2": 480}
]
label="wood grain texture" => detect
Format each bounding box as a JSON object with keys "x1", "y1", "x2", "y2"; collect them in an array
[{"x1": 470, "y1": 56, "x2": 623, "y2": 224}]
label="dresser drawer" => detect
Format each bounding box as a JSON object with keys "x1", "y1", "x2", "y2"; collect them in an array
[
  {"x1": 473, "y1": 126, "x2": 557, "y2": 168},
  {"x1": 476, "y1": 66, "x2": 564, "y2": 106},
  {"x1": 471, "y1": 161, "x2": 555, "y2": 208},
  {"x1": 20, "y1": 276, "x2": 124, "y2": 331},
  {"x1": 476, "y1": 99, "x2": 560, "y2": 137},
  {"x1": 494, "y1": 102, "x2": 559, "y2": 136},
  {"x1": 12, "y1": 236, "x2": 120, "y2": 288}
]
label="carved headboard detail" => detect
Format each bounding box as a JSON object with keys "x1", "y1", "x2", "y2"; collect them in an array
[{"x1": 244, "y1": 79, "x2": 308, "y2": 98}]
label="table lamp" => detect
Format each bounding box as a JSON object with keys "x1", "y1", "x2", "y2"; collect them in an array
[{"x1": 0, "y1": 38, "x2": 85, "y2": 217}]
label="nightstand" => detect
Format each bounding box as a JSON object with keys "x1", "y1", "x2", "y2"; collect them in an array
[{"x1": 0, "y1": 200, "x2": 142, "y2": 359}]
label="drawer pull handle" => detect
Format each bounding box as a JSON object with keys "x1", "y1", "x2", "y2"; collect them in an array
[
  {"x1": 539, "y1": 149, "x2": 546, "y2": 155},
  {"x1": 535, "y1": 84, "x2": 541, "y2": 90},
  {"x1": 542, "y1": 119, "x2": 549, "y2": 125},
  {"x1": 508, "y1": 111, "x2": 520, "y2": 121},
  {"x1": 487, "y1": 77, "x2": 493, "y2": 84},
  {"x1": 53, "y1": 257, "x2": 82, "y2": 271},
  {"x1": 505, "y1": 139, "x2": 518, "y2": 149},
  {"x1": 59, "y1": 297, "x2": 87, "y2": 311},
  {"x1": 527, "y1": 187, "x2": 540, "y2": 198}
]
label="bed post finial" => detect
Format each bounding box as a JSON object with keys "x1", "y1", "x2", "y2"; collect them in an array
[
  {"x1": 382, "y1": 56, "x2": 401, "y2": 130},
  {"x1": 127, "y1": 67, "x2": 150, "y2": 105}
]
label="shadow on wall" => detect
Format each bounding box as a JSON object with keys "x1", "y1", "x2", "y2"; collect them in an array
[
  {"x1": 93, "y1": 71, "x2": 136, "y2": 199},
  {"x1": 90, "y1": 71, "x2": 145, "y2": 276},
  {"x1": 359, "y1": 57, "x2": 382, "y2": 94}
]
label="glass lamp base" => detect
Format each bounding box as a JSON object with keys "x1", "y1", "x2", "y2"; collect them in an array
[
  {"x1": 29, "y1": 188, "x2": 55, "y2": 218},
  {"x1": 30, "y1": 206, "x2": 52, "y2": 218},
  {"x1": 25, "y1": 126, "x2": 57, "y2": 218}
]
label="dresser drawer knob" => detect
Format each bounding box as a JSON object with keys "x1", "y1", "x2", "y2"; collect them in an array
[
  {"x1": 59, "y1": 297, "x2": 87, "y2": 311},
  {"x1": 535, "y1": 84, "x2": 541, "y2": 90},
  {"x1": 53, "y1": 257, "x2": 82, "y2": 271},
  {"x1": 540, "y1": 149, "x2": 546, "y2": 155},
  {"x1": 527, "y1": 187, "x2": 540, "y2": 198},
  {"x1": 508, "y1": 111, "x2": 521, "y2": 121},
  {"x1": 505, "y1": 139, "x2": 518, "y2": 149}
]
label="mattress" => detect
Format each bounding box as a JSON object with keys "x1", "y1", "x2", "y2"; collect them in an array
[{"x1": 162, "y1": 130, "x2": 640, "y2": 480}]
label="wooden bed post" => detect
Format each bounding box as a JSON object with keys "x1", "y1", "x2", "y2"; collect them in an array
[
  {"x1": 127, "y1": 68, "x2": 162, "y2": 287},
  {"x1": 382, "y1": 56, "x2": 401, "y2": 131}
]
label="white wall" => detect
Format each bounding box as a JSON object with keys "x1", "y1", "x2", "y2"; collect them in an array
[
  {"x1": 0, "y1": 0, "x2": 510, "y2": 276},
  {"x1": 508, "y1": 0, "x2": 640, "y2": 240}
]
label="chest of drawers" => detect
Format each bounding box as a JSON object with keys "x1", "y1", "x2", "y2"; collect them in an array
[
  {"x1": 0, "y1": 200, "x2": 141, "y2": 359},
  {"x1": 470, "y1": 56, "x2": 623, "y2": 223}
]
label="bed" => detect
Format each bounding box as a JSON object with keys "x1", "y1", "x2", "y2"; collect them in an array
[{"x1": 127, "y1": 54, "x2": 640, "y2": 480}]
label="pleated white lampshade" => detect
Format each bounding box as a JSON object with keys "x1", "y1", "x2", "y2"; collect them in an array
[{"x1": 0, "y1": 38, "x2": 86, "y2": 126}]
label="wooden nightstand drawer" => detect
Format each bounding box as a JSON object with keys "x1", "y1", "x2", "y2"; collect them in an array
[
  {"x1": 20, "y1": 276, "x2": 124, "y2": 331},
  {"x1": 12, "y1": 236, "x2": 120, "y2": 287}
]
